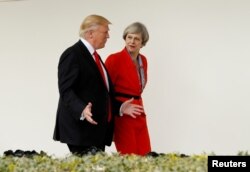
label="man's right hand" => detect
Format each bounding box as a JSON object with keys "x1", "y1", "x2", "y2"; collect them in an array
[{"x1": 83, "y1": 102, "x2": 98, "y2": 125}]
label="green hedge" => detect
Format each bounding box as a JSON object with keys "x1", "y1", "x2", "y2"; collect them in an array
[
  {"x1": 2, "y1": 150, "x2": 249, "y2": 171},
  {"x1": 0, "y1": 152, "x2": 208, "y2": 172}
]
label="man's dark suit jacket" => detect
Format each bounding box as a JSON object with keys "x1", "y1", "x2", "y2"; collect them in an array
[{"x1": 53, "y1": 40, "x2": 116, "y2": 147}]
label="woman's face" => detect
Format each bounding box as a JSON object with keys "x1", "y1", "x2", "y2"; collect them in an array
[{"x1": 125, "y1": 33, "x2": 142, "y2": 55}]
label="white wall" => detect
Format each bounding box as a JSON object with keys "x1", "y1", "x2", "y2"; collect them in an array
[{"x1": 0, "y1": 0, "x2": 250, "y2": 157}]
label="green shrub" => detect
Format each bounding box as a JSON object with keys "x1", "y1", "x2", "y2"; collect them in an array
[{"x1": 0, "y1": 152, "x2": 208, "y2": 172}]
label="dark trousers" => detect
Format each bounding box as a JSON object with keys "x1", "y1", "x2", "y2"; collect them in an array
[{"x1": 67, "y1": 144, "x2": 105, "y2": 155}]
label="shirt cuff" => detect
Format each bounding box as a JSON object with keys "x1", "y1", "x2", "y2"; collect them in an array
[
  {"x1": 80, "y1": 111, "x2": 85, "y2": 120},
  {"x1": 119, "y1": 104, "x2": 124, "y2": 116}
]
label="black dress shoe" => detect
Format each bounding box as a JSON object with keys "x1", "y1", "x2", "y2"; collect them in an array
[
  {"x1": 146, "y1": 151, "x2": 165, "y2": 157},
  {"x1": 81, "y1": 146, "x2": 103, "y2": 155},
  {"x1": 146, "y1": 151, "x2": 159, "y2": 157},
  {"x1": 3, "y1": 150, "x2": 42, "y2": 157},
  {"x1": 4, "y1": 150, "x2": 14, "y2": 156},
  {"x1": 14, "y1": 150, "x2": 25, "y2": 157}
]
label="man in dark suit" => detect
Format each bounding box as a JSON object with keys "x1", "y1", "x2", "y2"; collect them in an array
[{"x1": 53, "y1": 14, "x2": 144, "y2": 155}]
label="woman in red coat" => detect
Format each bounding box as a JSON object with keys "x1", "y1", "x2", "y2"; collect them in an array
[{"x1": 105, "y1": 22, "x2": 151, "y2": 155}]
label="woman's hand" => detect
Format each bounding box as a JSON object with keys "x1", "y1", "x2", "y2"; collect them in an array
[{"x1": 120, "y1": 98, "x2": 144, "y2": 118}]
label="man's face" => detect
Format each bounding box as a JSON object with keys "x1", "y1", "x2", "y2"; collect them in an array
[{"x1": 92, "y1": 25, "x2": 110, "y2": 50}]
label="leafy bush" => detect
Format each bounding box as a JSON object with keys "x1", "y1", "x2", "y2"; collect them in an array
[{"x1": 0, "y1": 152, "x2": 208, "y2": 172}]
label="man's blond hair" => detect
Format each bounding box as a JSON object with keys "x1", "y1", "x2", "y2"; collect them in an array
[{"x1": 79, "y1": 14, "x2": 111, "y2": 37}]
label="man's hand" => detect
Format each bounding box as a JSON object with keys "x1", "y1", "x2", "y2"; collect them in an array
[
  {"x1": 121, "y1": 98, "x2": 144, "y2": 118},
  {"x1": 83, "y1": 102, "x2": 98, "y2": 125}
]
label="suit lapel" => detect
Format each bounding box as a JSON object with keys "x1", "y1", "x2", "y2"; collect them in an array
[{"x1": 75, "y1": 40, "x2": 110, "y2": 91}]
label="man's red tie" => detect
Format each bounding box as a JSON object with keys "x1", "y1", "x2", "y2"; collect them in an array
[
  {"x1": 94, "y1": 51, "x2": 106, "y2": 87},
  {"x1": 93, "y1": 51, "x2": 112, "y2": 122}
]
